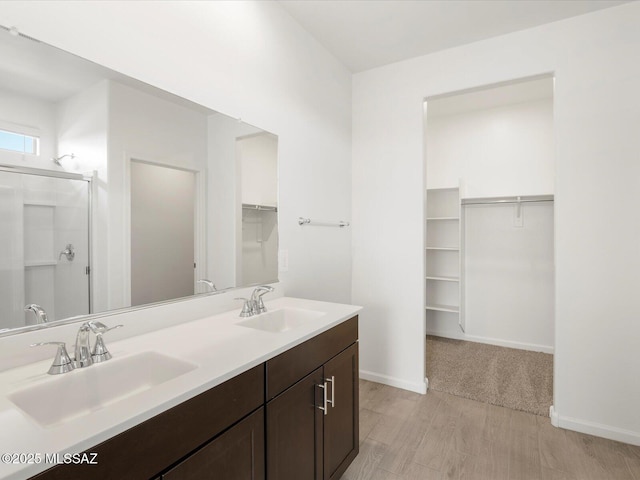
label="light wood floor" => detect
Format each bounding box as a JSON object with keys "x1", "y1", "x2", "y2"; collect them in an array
[{"x1": 343, "y1": 380, "x2": 640, "y2": 480}]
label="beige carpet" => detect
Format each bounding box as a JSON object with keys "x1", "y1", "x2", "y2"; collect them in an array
[{"x1": 426, "y1": 335, "x2": 553, "y2": 416}]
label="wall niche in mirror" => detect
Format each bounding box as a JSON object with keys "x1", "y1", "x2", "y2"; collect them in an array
[{"x1": 0, "y1": 25, "x2": 278, "y2": 334}]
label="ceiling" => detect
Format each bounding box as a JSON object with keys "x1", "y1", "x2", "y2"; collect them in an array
[{"x1": 278, "y1": 0, "x2": 632, "y2": 72}]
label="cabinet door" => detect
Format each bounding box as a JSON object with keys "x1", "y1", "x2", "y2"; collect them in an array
[
  {"x1": 163, "y1": 408, "x2": 265, "y2": 480},
  {"x1": 323, "y1": 343, "x2": 359, "y2": 480},
  {"x1": 267, "y1": 367, "x2": 324, "y2": 480}
]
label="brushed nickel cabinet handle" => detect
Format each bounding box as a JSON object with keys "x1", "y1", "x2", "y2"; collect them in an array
[
  {"x1": 326, "y1": 376, "x2": 335, "y2": 408},
  {"x1": 317, "y1": 382, "x2": 328, "y2": 415}
]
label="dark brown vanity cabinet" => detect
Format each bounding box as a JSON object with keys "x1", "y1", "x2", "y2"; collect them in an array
[
  {"x1": 31, "y1": 364, "x2": 265, "y2": 480},
  {"x1": 266, "y1": 317, "x2": 359, "y2": 480},
  {"x1": 30, "y1": 316, "x2": 358, "y2": 480}
]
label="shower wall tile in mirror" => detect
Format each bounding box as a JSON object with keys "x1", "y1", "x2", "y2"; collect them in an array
[{"x1": 0, "y1": 27, "x2": 278, "y2": 333}]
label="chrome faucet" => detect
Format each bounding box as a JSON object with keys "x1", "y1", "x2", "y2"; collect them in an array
[
  {"x1": 74, "y1": 322, "x2": 94, "y2": 368},
  {"x1": 24, "y1": 304, "x2": 48, "y2": 324},
  {"x1": 236, "y1": 285, "x2": 274, "y2": 317},
  {"x1": 30, "y1": 321, "x2": 123, "y2": 375},
  {"x1": 197, "y1": 279, "x2": 217, "y2": 292}
]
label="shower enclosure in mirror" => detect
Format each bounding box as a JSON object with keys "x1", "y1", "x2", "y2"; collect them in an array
[
  {"x1": 0, "y1": 167, "x2": 91, "y2": 331},
  {"x1": 0, "y1": 25, "x2": 278, "y2": 334}
]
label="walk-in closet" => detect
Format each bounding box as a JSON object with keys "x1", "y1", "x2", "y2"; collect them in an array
[{"x1": 424, "y1": 76, "x2": 555, "y2": 416}]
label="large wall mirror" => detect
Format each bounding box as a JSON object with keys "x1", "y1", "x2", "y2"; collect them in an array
[{"x1": 0, "y1": 26, "x2": 279, "y2": 335}]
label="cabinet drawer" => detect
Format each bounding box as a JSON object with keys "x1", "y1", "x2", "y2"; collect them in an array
[
  {"x1": 266, "y1": 316, "x2": 357, "y2": 400},
  {"x1": 31, "y1": 364, "x2": 264, "y2": 480},
  {"x1": 163, "y1": 407, "x2": 264, "y2": 480}
]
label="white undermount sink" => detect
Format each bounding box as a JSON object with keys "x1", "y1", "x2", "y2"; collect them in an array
[
  {"x1": 9, "y1": 351, "x2": 197, "y2": 427},
  {"x1": 236, "y1": 307, "x2": 324, "y2": 333}
]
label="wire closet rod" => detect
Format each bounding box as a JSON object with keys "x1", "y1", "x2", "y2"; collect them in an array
[
  {"x1": 242, "y1": 203, "x2": 277, "y2": 212},
  {"x1": 461, "y1": 194, "x2": 554, "y2": 206},
  {"x1": 298, "y1": 217, "x2": 350, "y2": 228}
]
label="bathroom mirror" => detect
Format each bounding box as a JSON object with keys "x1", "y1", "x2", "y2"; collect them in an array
[{"x1": 0, "y1": 27, "x2": 279, "y2": 334}]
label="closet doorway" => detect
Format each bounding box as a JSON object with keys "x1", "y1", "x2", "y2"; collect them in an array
[{"x1": 424, "y1": 75, "x2": 555, "y2": 416}]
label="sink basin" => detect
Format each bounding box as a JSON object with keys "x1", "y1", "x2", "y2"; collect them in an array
[
  {"x1": 9, "y1": 351, "x2": 197, "y2": 427},
  {"x1": 236, "y1": 307, "x2": 324, "y2": 333}
]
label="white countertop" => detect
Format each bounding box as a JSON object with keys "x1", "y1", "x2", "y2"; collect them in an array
[{"x1": 0, "y1": 297, "x2": 361, "y2": 480}]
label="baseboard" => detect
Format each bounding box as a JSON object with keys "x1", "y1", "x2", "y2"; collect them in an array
[
  {"x1": 426, "y1": 329, "x2": 554, "y2": 354},
  {"x1": 550, "y1": 405, "x2": 559, "y2": 426},
  {"x1": 359, "y1": 369, "x2": 427, "y2": 394},
  {"x1": 554, "y1": 410, "x2": 640, "y2": 446}
]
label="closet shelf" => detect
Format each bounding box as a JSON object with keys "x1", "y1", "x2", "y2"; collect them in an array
[
  {"x1": 425, "y1": 184, "x2": 464, "y2": 331},
  {"x1": 242, "y1": 203, "x2": 277, "y2": 212},
  {"x1": 425, "y1": 304, "x2": 459, "y2": 314},
  {"x1": 426, "y1": 275, "x2": 459, "y2": 282}
]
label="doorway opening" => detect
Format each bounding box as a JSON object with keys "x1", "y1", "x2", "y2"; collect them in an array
[
  {"x1": 423, "y1": 74, "x2": 555, "y2": 416},
  {"x1": 129, "y1": 160, "x2": 198, "y2": 306}
]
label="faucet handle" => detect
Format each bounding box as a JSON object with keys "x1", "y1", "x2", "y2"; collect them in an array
[
  {"x1": 88, "y1": 321, "x2": 123, "y2": 335},
  {"x1": 91, "y1": 324, "x2": 123, "y2": 363},
  {"x1": 234, "y1": 298, "x2": 255, "y2": 317},
  {"x1": 252, "y1": 285, "x2": 274, "y2": 314},
  {"x1": 31, "y1": 342, "x2": 75, "y2": 375},
  {"x1": 253, "y1": 285, "x2": 275, "y2": 296}
]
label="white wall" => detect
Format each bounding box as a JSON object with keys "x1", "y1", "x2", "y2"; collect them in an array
[
  {"x1": 427, "y1": 98, "x2": 555, "y2": 196},
  {"x1": 353, "y1": 2, "x2": 640, "y2": 444},
  {"x1": 431, "y1": 203, "x2": 554, "y2": 352}
]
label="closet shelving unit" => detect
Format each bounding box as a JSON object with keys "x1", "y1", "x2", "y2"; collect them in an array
[{"x1": 425, "y1": 185, "x2": 464, "y2": 331}]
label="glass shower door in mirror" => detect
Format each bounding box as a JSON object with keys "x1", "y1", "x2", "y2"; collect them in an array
[{"x1": 0, "y1": 169, "x2": 90, "y2": 331}]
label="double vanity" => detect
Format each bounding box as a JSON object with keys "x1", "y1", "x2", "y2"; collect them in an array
[{"x1": 0, "y1": 295, "x2": 361, "y2": 480}]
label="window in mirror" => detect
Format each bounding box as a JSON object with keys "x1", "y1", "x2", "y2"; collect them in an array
[{"x1": 0, "y1": 128, "x2": 39, "y2": 155}]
